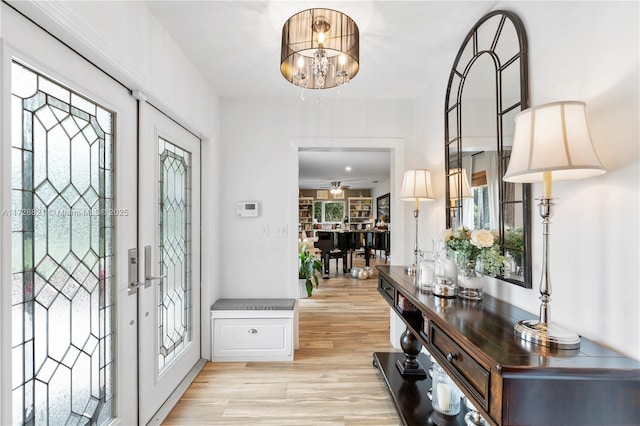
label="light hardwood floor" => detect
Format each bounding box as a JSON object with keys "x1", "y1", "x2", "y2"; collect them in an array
[{"x1": 163, "y1": 256, "x2": 401, "y2": 425}]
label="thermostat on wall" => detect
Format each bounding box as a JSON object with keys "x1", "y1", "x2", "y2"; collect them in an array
[{"x1": 236, "y1": 201, "x2": 259, "y2": 218}]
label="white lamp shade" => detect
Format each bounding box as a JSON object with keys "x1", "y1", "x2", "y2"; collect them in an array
[
  {"x1": 400, "y1": 169, "x2": 434, "y2": 201},
  {"x1": 504, "y1": 101, "x2": 605, "y2": 183},
  {"x1": 449, "y1": 168, "x2": 472, "y2": 199}
]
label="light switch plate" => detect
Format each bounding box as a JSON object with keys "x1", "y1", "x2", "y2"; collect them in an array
[{"x1": 274, "y1": 225, "x2": 288, "y2": 237}]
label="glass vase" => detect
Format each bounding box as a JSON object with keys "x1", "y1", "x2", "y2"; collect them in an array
[{"x1": 456, "y1": 252, "x2": 485, "y2": 301}]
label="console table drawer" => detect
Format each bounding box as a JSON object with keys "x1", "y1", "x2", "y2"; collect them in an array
[
  {"x1": 378, "y1": 277, "x2": 395, "y2": 305},
  {"x1": 429, "y1": 323, "x2": 490, "y2": 409}
]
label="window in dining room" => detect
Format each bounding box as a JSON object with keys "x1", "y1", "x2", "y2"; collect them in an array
[{"x1": 314, "y1": 200, "x2": 345, "y2": 224}]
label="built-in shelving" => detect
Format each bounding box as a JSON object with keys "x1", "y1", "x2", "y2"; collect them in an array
[
  {"x1": 348, "y1": 197, "x2": 372, "y2": 224},
  {"x1": 298, "y1": 197, "x2": 314, "y2": 231}
]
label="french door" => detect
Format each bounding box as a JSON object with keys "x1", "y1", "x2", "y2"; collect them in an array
[
  {"x1": 2, "y1": 4, "x2": 201, "y2": 425},
  {"x1": 137, "y1": 102, "x2": 201, "y2": 425}
]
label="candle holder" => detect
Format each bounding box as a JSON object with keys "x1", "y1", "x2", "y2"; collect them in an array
[
  {"x1": 431, "y1": 362, "x2": 461, "y2": 425},
  {"x1": 463, "y1": 396, "x2": 488, "y2": 426}
]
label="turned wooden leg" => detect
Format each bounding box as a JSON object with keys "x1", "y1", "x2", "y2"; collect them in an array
[{"x1": 396, "y1": 326, "x2": 426, "y2": 378}]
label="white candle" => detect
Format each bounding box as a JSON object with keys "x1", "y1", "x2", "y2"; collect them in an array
[
  {"x1": 420, "y1": 263, "x2": 435, "y2": 285},
  {"x1": 543, "y1": 170, "x2": 552, "y2": 198},
  {"x1": 437, "y1": 383, "x2": 451, "y2": 411},
  {"x1": 442, "y1": 259, "x2": 458, "y2": 283}
]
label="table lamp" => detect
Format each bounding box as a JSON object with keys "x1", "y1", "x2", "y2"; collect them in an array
[
  {"x1": 400, "y1": 169, "x2": 435, "y2": 275},
  {"x1": 449, "y1": 167, "x2": 472, "y2": 229},
  {"x1": 503, "y1": 101, "x2": 605, "y2": 349}
]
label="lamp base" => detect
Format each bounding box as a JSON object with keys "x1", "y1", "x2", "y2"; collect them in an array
[{"x1": 514, "y1": 319, "x2": 580, "y2": 350}]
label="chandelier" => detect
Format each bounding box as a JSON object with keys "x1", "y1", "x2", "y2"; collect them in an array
[
  {"x1": 329, "y1": 181, "x2": 343, "y2": 195},
  {"x1": 281, "y1": 8, "x2": 359, "y2": 91}
]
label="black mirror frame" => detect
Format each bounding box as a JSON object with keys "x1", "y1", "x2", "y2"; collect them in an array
[{"x1": 444, "y1": 10, "x2": 532, "y2": 288}]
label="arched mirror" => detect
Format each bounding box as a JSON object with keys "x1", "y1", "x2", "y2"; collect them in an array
[{"x1": 444, "y1": 10, "x2": 532, "y2": 288}]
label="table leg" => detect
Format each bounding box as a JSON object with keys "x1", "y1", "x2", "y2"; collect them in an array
[{"x1": 396, "y1": 326, "x2": 426, "y2": 378}]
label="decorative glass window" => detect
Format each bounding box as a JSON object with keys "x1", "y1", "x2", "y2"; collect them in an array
[
  {"x1": 157, "y1": 137, "x2": 192, "y2": 370},
  {"x1": 10, "y1": 61, "x2": 114, "y2": 425}
]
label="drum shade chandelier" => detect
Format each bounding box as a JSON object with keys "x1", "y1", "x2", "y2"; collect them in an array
[{"x1": 281, "y1": 8, "x2": 359, "y2": 91}]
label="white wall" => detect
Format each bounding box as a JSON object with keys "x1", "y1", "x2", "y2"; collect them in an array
[
  {"x1": 2, "y1": 0, "x2": 222, "y2": 359},
  {"x1": 416, "y1": 1, "x2": 639, "y2": 359},
  {"x1": 219, "y1": 98, "x2": 413, "y2": 298}
]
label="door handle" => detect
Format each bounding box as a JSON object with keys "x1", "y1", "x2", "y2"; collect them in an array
[
  {"x1": 128, "y1": 246, "x2": 167, "y2": 294},
  {"x1": 128, "y1": 248, "x2": 144, "y2": 295},
  {"x1": 144, "y1": 245, "x2": 167, "y2": 287}
]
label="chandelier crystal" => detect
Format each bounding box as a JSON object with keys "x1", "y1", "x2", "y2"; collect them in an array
[{"x1": 281, "y1": 8, "x2": 359, "y2": 91}]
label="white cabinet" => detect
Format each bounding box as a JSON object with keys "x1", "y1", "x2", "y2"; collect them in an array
[{"x1": 210, "y1": 299, "x2": 298, "y2": 362}]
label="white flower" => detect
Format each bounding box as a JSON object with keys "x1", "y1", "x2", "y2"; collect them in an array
[
  {"x1": 441, "y1": 228, "x2": 453, "y2": 243},
  {"x1": 470, "y1": 229, "x2": 494, "y2": 248}
]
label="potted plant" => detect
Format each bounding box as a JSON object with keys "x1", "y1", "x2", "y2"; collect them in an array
[{"x1": 298, "y1": 243, "x2": 323, "y2": 297}]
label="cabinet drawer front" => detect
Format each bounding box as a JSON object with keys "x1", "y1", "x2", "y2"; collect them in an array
[
  {"x1": 378, "y1": 277, "x2": 395, "y2": 305},
  {"x1": 429, "y1": 323, "x2": 490, "y2": 409},
  {"x1": 213, "y1": 318, "x2": 291, "y2": 357}
]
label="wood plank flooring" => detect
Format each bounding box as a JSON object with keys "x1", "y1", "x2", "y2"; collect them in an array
[{"x1": 163, "y1": 257, "x2": 401, "y2": 425}]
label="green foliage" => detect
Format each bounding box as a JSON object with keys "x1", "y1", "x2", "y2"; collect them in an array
[
  {"x1": 504, "y1": 227, "x2": 524, "y2": 267},
  {"x1": 324, "y1": 202, "x2": 344, "y2": 222},
  {"x1": 478, "y1": 245, "x2": 505, "y2": 277},
  {"x1": 444, "y1": 227, "x2": 505, "y2": 277},
  {"x1": 298, "y1": 244, "x2": 323, "y2": 297},
  {"x1": 504, "y1": 227, "x2": 524, "y2": 250}
]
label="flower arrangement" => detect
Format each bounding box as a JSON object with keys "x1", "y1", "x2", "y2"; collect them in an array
[{"x1": 442, "y1": 227, "x2": 505, "y2": 277}]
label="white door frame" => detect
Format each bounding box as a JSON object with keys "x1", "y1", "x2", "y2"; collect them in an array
[
  {"x1": 1, "y1": 4, "x2": 208, "y2": 424},
  {"x1": 288, "y1": 138, "x2": 407, "y2": 291},
  {"x1": 0, "y1": 5, "x2": 138, "y2": 424},
  {"x1": 137, "y1": 100, "x2": 202, "y2": 425}
]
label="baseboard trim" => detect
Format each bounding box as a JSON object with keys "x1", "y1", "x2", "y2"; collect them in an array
[{"x1": 146, "y1": 358, "x2": 207, "y2": 426}]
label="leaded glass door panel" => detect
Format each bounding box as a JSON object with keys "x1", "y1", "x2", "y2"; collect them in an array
[
  {"x1": 138, "y1": 103, "x2": 201, "y2": 424},
  {"x1": 3, "y1": 5, "x2": 138, "y2": 425}
]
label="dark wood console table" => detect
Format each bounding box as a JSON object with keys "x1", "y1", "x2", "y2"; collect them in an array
[{"x1": 375, "y1": 265, "x2": 640, "y2": 426}]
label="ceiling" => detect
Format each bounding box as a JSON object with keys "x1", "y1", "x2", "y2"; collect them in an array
[
  {"x1": 144, "y1": 1, "x2": 497, "y2": 188},
  {"x1": 298, "y1": 148, "x2": 391, "y2": 189}
]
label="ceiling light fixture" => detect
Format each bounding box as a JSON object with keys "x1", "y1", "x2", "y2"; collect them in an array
[
  {"x1": 281, "y1": 8, "x2": 359, "y2": 99},
  {"x1": 329, "y1": 181, "x2": 345, "y2": 195}
]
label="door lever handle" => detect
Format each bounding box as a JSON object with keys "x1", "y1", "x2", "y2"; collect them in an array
[
  {"x1": 128, "y1": 248, "x2": 144, "y2": 295},
  {"x1": 144, "y1": 245, "x2": 166, "y2": 287},
  {"x1": 146, "y1": 274, "x2": 167, "y2": 281}
]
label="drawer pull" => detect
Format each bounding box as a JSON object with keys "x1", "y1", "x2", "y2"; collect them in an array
[
  {"x1": 447, "y1": 352, "x2": 457, "y2": 362},
  {"x1": 248, "y1": 328, "x2": 258, "y2": 334}
]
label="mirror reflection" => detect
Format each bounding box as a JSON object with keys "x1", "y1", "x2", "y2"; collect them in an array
[{"x1": 444, "y1": 11, "x2": 532, "y2": 288}]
